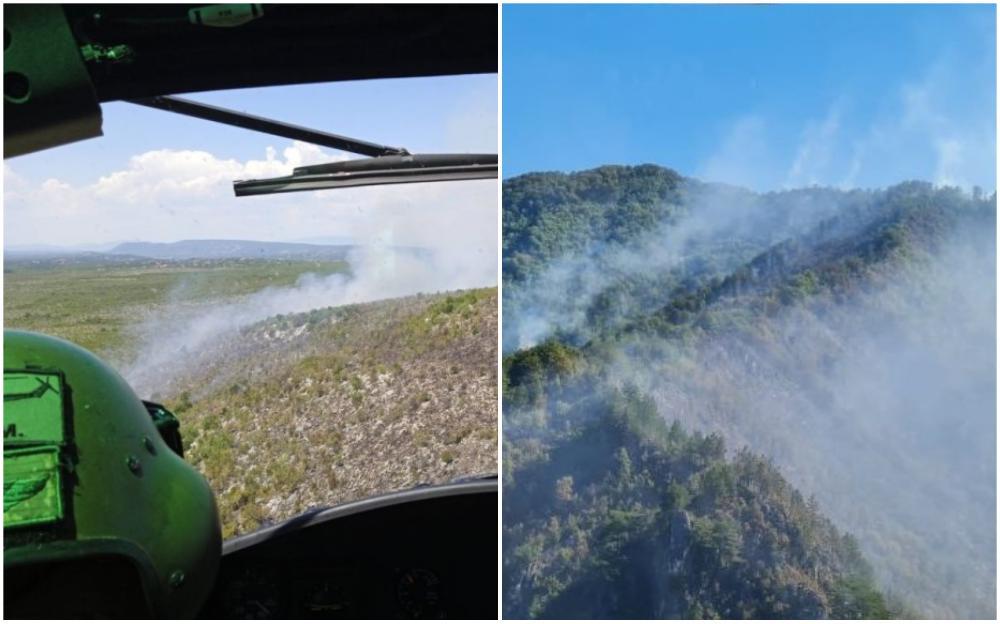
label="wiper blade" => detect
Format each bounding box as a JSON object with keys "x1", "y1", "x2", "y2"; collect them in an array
[{"x1": 233, "y1": 153, "x2": 497, "y2": 196}]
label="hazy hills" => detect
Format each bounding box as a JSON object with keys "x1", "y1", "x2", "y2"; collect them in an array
[
  {"x1": 110, "y1": 239, "x2": 356, "y2": 261},
  {"x1": 502, "y1": 165, "x2": 996, "y2": 618},
  {"x1": 6, "y1": 238, "x2": 429, "y2": 263}
]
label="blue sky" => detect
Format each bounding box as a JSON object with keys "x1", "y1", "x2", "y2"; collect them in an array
[
  {"x1": 503, "y1": 4, "x2": 996, "y2": 191},
  {"x1": 8, "y1": 75, "x2": 496, "y2": 188},
  {"x1": 5, "y1": 74, "x2": 497, "y2": 248}
]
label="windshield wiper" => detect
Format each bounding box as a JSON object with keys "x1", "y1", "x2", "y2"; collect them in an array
[
  {"x1": 234, "y1": 153, "x2": 497, "y2": 195},
  {"x1": 128, "y1": 95, "x2": 497, "y2": 195}
]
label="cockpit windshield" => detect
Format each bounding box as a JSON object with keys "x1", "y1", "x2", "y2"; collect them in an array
[{"x1": 4, "y1": 74, "x2": 499, "y2": 538}]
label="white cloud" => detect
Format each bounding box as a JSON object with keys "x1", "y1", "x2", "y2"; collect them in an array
[
  {"x1": 3, "y1": 140, "x2": 497, "y2": 273},
  {"x1": 3, "y1": 162, "x2": 26, "y2": 192},
  {"x1": 88, "y1": 141, "x2": 339, "y2": 204}
]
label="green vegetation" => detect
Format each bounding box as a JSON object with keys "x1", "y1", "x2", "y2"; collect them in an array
[
  {"x1": 503, "y1": 165, "x2": 996, "y2": 618},
  {"x1": 503, "y1": 339, "x2": 583, "y2": 403},
  {"x1": 503, "y1": 165, "x2": 687, "y2": 283},
  {"x1": 401, "y1": 289, "x2": 490, "y2": 348},
  {"x1": 3, "y1": 257, "x2": 347, "y2": 361},
  {"x1": 3, "y1": 255, "x2": 497, "y2": 540},
  {"x1": 171, "y1": 287, "x2": 498, "y2": 538},
  {"x1": 504, "y1": 385, "x2": 902, "y2": 619}
]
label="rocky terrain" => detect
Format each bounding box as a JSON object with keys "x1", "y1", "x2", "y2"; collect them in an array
[{"x1": 159, "y1": 288, "x2": 498, "y2": 538}]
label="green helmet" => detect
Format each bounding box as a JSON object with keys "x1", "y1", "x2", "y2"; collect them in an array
[{"x1": 3, "y1": 330, "x2": 221, "y2": 617}]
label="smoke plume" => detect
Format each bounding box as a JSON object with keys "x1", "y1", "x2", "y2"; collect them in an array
[{"x1": 123, "y1": 243, "x2": 495, "y2": 397}]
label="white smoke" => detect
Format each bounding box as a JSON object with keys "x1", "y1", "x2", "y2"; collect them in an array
[
  {"x1": 503, "y1": 182, "x2": 850, "y2": 351},
  {"x1": 122, "y1": 242, "x2": 495, "y2": 397},
  {"x1": 505, "y1": 188, "x2": 996, "y2": 618}
]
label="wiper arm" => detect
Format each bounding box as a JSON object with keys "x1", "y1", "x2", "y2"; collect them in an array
[{"x1": 128, "y1": 95, "x2": 408, "y2": 158}]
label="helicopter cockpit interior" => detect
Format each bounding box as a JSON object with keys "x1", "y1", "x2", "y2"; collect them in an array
[{"x1": 4, "y1": 4, "x2": 497, "y2": 619}]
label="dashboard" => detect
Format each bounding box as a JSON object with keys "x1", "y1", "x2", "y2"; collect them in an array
[{"x1": 199, "y1": 479, "x2": 497, "y2": 619}]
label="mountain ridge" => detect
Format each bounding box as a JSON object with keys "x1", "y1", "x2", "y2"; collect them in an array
[{"x1": 502, "y1": 163, "x2": 996, "y2": 618}]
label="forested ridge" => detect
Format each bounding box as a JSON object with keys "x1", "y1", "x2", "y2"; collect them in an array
[
  {"x1": 502, "y1": 165, "x2": 996, "y2": 618},
  {"x1": 504, "y1": 385, "x2": 913, "y2": 619}
]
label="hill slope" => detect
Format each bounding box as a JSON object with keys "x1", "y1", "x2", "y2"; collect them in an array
[
  {"x1": 504, "y1": 386, "x2": 912, "y2": 619},
  {"x1": 162, "y1": 288, "x2": 499, "y2": 538},
  {"x1": 503, "y1": 165, "x2": 996, "y2": 618},
  {"x1": 4, "y1": 261, "x2": 497, "y2": 541}
]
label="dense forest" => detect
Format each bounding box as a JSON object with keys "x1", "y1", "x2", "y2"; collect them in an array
[
  {"x1": 504, "y1": 385, "x2": 914, "y2": 619},
  {"x1": 502, "y1": 165, "x2": 996, "y2": 618}
]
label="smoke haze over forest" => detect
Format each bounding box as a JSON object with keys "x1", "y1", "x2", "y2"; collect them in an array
[{"x1": 502, "y1": 166, "x2": 996, "y2": 618}]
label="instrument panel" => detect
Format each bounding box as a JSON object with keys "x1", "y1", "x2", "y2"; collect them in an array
[
  {"x1": 200, "y1": 480, "x2": 496, "y2": 619},
  {"x1": 216, "y1": 562, "x2": 446, "y2": 618}
]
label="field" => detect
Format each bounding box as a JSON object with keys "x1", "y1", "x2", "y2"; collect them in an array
[
  {"x1": 4, "y1": 256, "x2": 349, "y2": 363},
  {"x1": 3, "y1": 255, "x2": 498, "y2": 538}
]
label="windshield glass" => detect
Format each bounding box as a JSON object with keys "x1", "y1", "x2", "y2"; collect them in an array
[{"x1": 4, "y1": 75, "x2": 498, "y2": 539}]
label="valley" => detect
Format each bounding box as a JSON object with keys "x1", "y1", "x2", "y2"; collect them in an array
[{"x1": 4, "y1": 246, "x2": 498, "y2": 539}]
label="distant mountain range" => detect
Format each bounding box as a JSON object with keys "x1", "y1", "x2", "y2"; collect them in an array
[
  {"x1": 6, "y1": 239, "x2": 430, "y2": 262},
  {"x1": 4, "y1": 243, "x2": 120, "y2": 257},
  {"x1": 109, "y1": 239, "x2": 355, "y2": 260}
]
